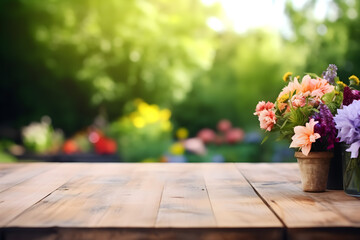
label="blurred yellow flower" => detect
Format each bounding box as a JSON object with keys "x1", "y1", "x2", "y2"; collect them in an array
[
  {"x1": 170, "y1": 142, "x2": 185, "y2": 155},
  {"x1": 349, "y1": 75, "x2": 359, "y2": 85},
  {"x1": 138, "y1": 101, "x2": 149, "y2": 115},
  {"x1": 278, "y1": 93, "x2": 289, "y2": 103},
  {"x1": 133, "y1": 116, "x2": 145, "y2": 128},
  {"x1": 144, "y1": 105, "x2": 160, "y2": 123},
  {"x1": 160, "y1": 109, "x2": 171, "y2": 121},
  {"x1": 282, "y1": 72, "x2": 292, "y2": 82},
  {"x1": 126, "y1": 99, "x2": 172, "y2": 130},
  {"x1": 336, "y1": 81, "x2": 347, "y2": 88},
  {"x1": 176, "y1": 128, "x2": 189, "y2": 140},
  {"x1": 161, "y1": 121, "x2": 172, "y2": 132},
  {"x1": 113, "y1": 99, "x2": 173, "y2": 162}
]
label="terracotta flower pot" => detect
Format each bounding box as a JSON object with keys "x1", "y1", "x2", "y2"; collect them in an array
[{"x1": 295, "y1": 151, "x2": 334, "y2": 192}]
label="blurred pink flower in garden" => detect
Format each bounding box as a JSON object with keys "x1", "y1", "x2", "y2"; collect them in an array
[
  {"x1": 225, "y1": 128, "x2": 245, "y2": 144},
  {"x1": 217, "y1": 119, "x2": 232, "y2": 132},
  {"x1": 184, "y1": 138, "x2": 206, "y2": 155},
  {"x1": 197, "y1": 128, "x2": 216, "y2": 144},
  {"x1": 290, "y1": 119, "x2": 320, "y2": 156},
  {"x1": 258, "y1": 109, "x2": 276, "y2": 131}
]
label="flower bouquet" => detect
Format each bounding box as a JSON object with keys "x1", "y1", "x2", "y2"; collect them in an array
[
  {"x1": 334, "y1": 76, "x2": 360, "y2": 196},
  {"x1": 254, "y1": 64, "x2": 344, "y2": 192}
]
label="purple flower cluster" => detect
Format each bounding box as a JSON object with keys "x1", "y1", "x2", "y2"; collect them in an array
[
  {"x1": 322, "y1": 64, "x2": 338, "y2": 84},
  {"x1": 311, "y1": 103, "x2": 337, "y2": 150},
  {"x1": 334, "y1": 100, "x2": 360, "y2": 158},
  {"x1": 343, "y1": 86, "x2": 360, "y2": 106}
]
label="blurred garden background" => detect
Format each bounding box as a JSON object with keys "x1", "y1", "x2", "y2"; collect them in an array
[{"x1": 1, "y1": 0, "x2": 359, "y2": 163}]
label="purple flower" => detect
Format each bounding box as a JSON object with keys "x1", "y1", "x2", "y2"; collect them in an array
[
  {"x1": 343, "y1": 86, "x2": 360, "y2": 106},
  {"x1": 322, "y1": 64, "x2": 338, "y2": 84},
  {"x1": 310, "y1": 103, "x2": 337, "y2": 150},
  {"x1": 334, "y1": 99, "x2": 360, "y2": 158}
]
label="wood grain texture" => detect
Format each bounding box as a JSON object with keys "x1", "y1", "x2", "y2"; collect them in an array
[
  {"x1": 156, "y1": 164, "x2": 217, "y2": 227},
  {"x1": 237, "y1": 163, "x2": 353, "y2": 227},
  {"x1": 8, "y1": 163, "x2": 133, "y2": 227},
  {"x1": 97, "y1": 163, "x2": 165, "y2": 227},
  {"x1": 1, "y1": 163, "x2": 360, "y2": 240},
  {"x1": 0, "y1": 163, "x2": 54, "y2": 193},
  {"x1": 0, "y1": 163, "x2": 83, "y2": 227},
  {"x1": 202, "y1": 163, "x2": 282, "y2": 228},
  {"x1": 237, "y1": 163, "x2": 360, "y2": 240}
]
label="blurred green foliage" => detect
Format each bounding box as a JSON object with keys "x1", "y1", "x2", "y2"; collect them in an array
[
  {"x1": 0, "y1": 140, "x2": 17, "y2": 162},
  {"x1": 107, "y1": 99, "x2": 173, "y2": 162},
  {"x1": 21, "y1": 116, "x2": 64, "y2": 154},
  {"x1": 1, "y1": 0, "x2": 360, "y2": 162},
  {"x1": 0, "y1": 0, "x2": 219, "y2": 134}
]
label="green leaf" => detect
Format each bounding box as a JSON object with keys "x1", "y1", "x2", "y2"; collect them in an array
[
  {"x1": 322, "y1": 91, "x2": 335, "y2": 104},
  {"x1": 261, "y1": 135, "x2": 269, "y2": 145}
]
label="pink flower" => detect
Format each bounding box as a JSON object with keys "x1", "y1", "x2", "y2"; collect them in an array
[
  {"x1": 289, "y1": 119, "x2": 321, "y2": 156},
  {"x1": 225, "y1": 128, "x2": 245, "y2": 144},
  {"x1": 254, "y1": 101, "x2": 275, "y2": 116},
  {"x1": 197, "y1": 128, "x2": 216, "y2": 144},
  {"x1": 300, "y1": 75, "x2": 334, "y2": 98},
  {"x1": 217, "y1": 119, "x2": 232, "y2": 132},
  {"x1": 291, "y1": 94, "x2": 306, "y2": 108},
  {"x1": 259, "y1": 109, "x2": 277, "y2": 131},
  {"x1": 277, "y1": 77, "x2": 302, "y2": 100}
]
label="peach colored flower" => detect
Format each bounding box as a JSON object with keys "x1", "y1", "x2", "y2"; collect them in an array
[
  {"x1": 277, "y1": 76, "x2": 334, "y2": 111},
  {"x1": 277, "y1": 102, "x2": 287, "y2": 112},
  {"x1": 291, "y1": 93, "x2": 306, "y2": 108},
  {"x1": 277, "y1": 77, "x2": 301, "y2": 101},
  {"x1": 277, "y1": 77, "x2": 302, "y2": 111},
  {"x1": 254, "y1": 101, "x2": 275, "y2": 116},
  {"x1": 259, "y1": 109, "x2": 277, "y2": 131},
  {"x1": 289, "y1": 119, "x2": 320, "y2": 156},
  {"x1": 300, "y1": 75, "x2": 334, "y2": 98}
]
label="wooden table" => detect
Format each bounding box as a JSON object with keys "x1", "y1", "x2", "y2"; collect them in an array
[{"x1": 0, "y1": 163, "x2": 359, "y2": 240}]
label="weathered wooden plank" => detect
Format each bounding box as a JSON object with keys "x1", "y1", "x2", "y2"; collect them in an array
[
  {"x1": 238, "y1": 163, "x2": 300, "y2": 183},
  {"x1": 238, "y1": 163, "x2": 360, "y2": 225},
  {"x1": 4, "y1": 163, "x2": 284, "y2": 239},
  {"x1": 96, "y1": 163, "x2": 165, "y2": 227},
  {"x1": 0, "y1": 163, "x2": 83, "y2": 226},
  {"x1": 156, "y1": 163, "x2": 217, "y2": 227},
  {"x1": 0, "y1": 163, "x2": 55, "y2": 193},
  {"x1": 237, "y1": 163, "x2": 354, "y2": 227},
  {"x1": 0, "y1": 163, "x2": 26, "y2": 174},
  {"x1": 237, "y1": 163, "x2": 360, "y2": 240},
  {"x1": 2, "y1": 162, "x2": 360, "y2": 240},
  {"x1": 8, "y1": 163, "x2": 165, "y2": 228},
  {"x1": 202, "y1": 163, "x2": 283, "y2": 229},
  {"x1": 7, "y1": 163, "x2": 133, "y2": 227}
]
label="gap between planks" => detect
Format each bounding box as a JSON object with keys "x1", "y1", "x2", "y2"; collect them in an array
[
  {"x1": 236, "y1": 163, "x2": 360, "y2": 228},
  {"x1": 235, "y1": 164, "x2": 287, "y2": 228},
  {"x1": 200, "y1": 163, "x2": 283, "y2": 228}
]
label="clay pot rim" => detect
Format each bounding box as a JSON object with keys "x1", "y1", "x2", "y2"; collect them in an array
[{"x1": 295, "y1": 151, "x2": 334, "y2": 159}]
